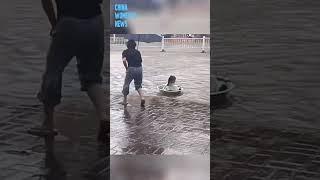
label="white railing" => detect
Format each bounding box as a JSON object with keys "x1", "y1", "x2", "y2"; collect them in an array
[
  {"x1": 110, "y1": 35, "x2": 210, "y2": 53},
  {"x1": 111, "y1": 35, "x2": 127, "y2": 45}
]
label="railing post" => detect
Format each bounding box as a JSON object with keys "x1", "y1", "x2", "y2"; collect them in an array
[
  {"x1": 201, "y1": 36, "x2": 206, "y2": 53},
  {"x1": 161, "y1": 36, "x2": 165, "y2": 52},
  {"x1": 113, "y1": 34, "x2": 116, "y2": 43}
]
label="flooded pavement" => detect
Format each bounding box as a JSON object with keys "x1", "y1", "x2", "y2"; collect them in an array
[
  {"x1": 213, "y1": 0, "x2": 320, "y2": 130},
  {"x1": 111, "y1": 46, "x2": 210, "y2": 104},
  {"x1": 110, "y1": 46, "x2": 210, "y2": 155},
  {"x1": 213, "y1": 0, "x2": 320, "y2": 179},
  {"x1": 0, "y1": 103, "x2": 108, "y2": 180},
  {"x1": 213, "y1": 126, "x2": 320, "y2": 180}
]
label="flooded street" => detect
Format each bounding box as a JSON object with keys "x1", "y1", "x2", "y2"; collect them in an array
[
  {"x1": 110, "y1": 46, "x2": 210, "y2": 155},
  {"x1": 213, "y1": 0, "x2": 320, "y2": 130},
  {"x1": 110, "y1": 46, "x2": 210, "y2": 104},
  {"x1": 213, "y1": 0, "x2": 320, "y2": 179}
]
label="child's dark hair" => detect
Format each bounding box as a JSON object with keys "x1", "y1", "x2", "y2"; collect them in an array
[
  {"x1": 167, "y1": 75, "x2": 176, "y2": 86},
  {"x1": 126, "y1": 40, "x2": 136, "y2": 49}
]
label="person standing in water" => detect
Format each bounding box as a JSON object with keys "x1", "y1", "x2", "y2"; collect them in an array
[
  {"x1": 122, "y1": 40, "x2": 145, "y2": 107},
  {"x1": 28, "y1": 0, "x2": 107, "y2": 143}
]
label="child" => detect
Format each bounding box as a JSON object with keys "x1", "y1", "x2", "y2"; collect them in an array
[{"x1": 165, "y1": 75, "x2": 179, "y2": 91}]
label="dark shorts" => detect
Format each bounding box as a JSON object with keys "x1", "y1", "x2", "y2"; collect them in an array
[
  {"x1": 38, "y1": 15, "x2": 104, "y2": 106},
  {"x1": 122, "y1": 66, "x2": 143, "y2": 96}
]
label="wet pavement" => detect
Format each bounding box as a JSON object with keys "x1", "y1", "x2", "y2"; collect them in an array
[
  {"x1": 110, "y1": 46, "x2": 210, "y2": 155},
  {"x1": 0, "y1": 102, "x2": 108, "y2": 180},
  {"x1": 212, "y1": 0, "x2": 320, "y2": 179},
  {"x1": 110, "y1": 46, "x2": 210, "y2": 104},
  {"x1": 111, "y1": 96, "x2": 210, "y2": 155},
  {"x1": 213, "y1": 124, "x2": 320, "y2": 180}
]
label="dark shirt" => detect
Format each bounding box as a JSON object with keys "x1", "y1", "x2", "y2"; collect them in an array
[
  {"x1": 122, "y1": 49, "x2": 142, "y2": 67},
  {"x1": 55, "y1": 0, "x2": 102, "y2": 19}
]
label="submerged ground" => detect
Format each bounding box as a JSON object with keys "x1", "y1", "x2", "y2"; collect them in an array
[
  {"x1": 213, "y1": 0, "x2": 320, "y2": 179},
  {"x1": 110, "y1": 46, "x2": 210, "y2": 155}
]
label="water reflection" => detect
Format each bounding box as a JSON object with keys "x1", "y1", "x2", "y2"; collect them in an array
[
  {"x1": 31, "y1": 136, "x2": 66, "y2": 180},
  {"x1": 32, "y1": 135, "x2": 107, "y2": 180},
  {"x1": 212, "y1": 95, "x2": 233, "y2": 110},
  {"x1": 123, "y1": 106, "x2": 131, "y2": 120}
]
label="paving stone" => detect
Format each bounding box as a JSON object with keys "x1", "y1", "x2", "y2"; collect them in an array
[
  {"x1": 2, "y1": 171, "x2": 33, "y2": 180},
  {"x1": 8, "y1": 164, "x2": 42, "y2": 173},
  {"x1": 213, "y1": 126, "x2": 320, "y2": 179},
  {"x1": 271, "y1": 170, "x2": 293, "y2": 180},
  {"x1": 111, "y1": 96, "x2": 210, "y2": 155},
  {"x1": 0, "y1": 103, "x2": 108, "y2": 179}
]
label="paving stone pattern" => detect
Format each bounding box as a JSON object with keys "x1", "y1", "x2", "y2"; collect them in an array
[
  {"x1": 213, "y1": 125, "x2": 320, "y2": 180},
  {"x1": 0, "y1": 102, "x2": 108, "y2": 180},
  {"x1": 111, "y1": 96, "x2": 210, "y2": 155}
]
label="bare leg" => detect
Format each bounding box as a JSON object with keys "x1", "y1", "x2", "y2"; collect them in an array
[
  {"x1": 87, "y1": 83, "x2": 107, "y2": 121},
  {"x1": 86, "y1": 83, "x2": 108, "y2": 143},
  {"x1": 27, "y1": 104, "x2": 57, "y2": 137},
  {"x1": 123, "y1": 95, "x2": 128, "y2": 105},
  {"x1": 137, "y1": 88, "x2": 144, "y2": 100},
  {"x1": 137, "y1": 88, "x2": 145, "y2": 106},
  {"x1": 43, "y1": 105, "x2": 55, "y2": 130},
  {"x1": 122, "y1": 71, "x2": 132, "y2": 105}
]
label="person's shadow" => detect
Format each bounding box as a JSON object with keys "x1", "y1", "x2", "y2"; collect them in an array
[
  {"x1": 123, "y1": 106, "x2": 131, "y2": 121},
  {"x1": 30, "y1": 136, "x2": 67, "y2": 180},
  {"x1": 36, "y1": 135, "x2": 108, "y2": 180}
]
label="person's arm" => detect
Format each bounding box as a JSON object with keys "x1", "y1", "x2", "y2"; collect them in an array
[
  {"x1": 122, "y1": 51, "x2": 128, "y2": 70},
  {"x1": 41, "y1": 0, "x2": 57, "y2": 29},
  {"x1": 122, "y1": 57, "x2": 128, "y2": 70},
  {"x1": 138, "y1": 51, "x2": 143, "y2": 64}
]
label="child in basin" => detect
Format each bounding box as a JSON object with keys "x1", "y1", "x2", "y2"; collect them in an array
[{"x1": 165, "y1": 75, "x2": 180, "y2": 91}]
